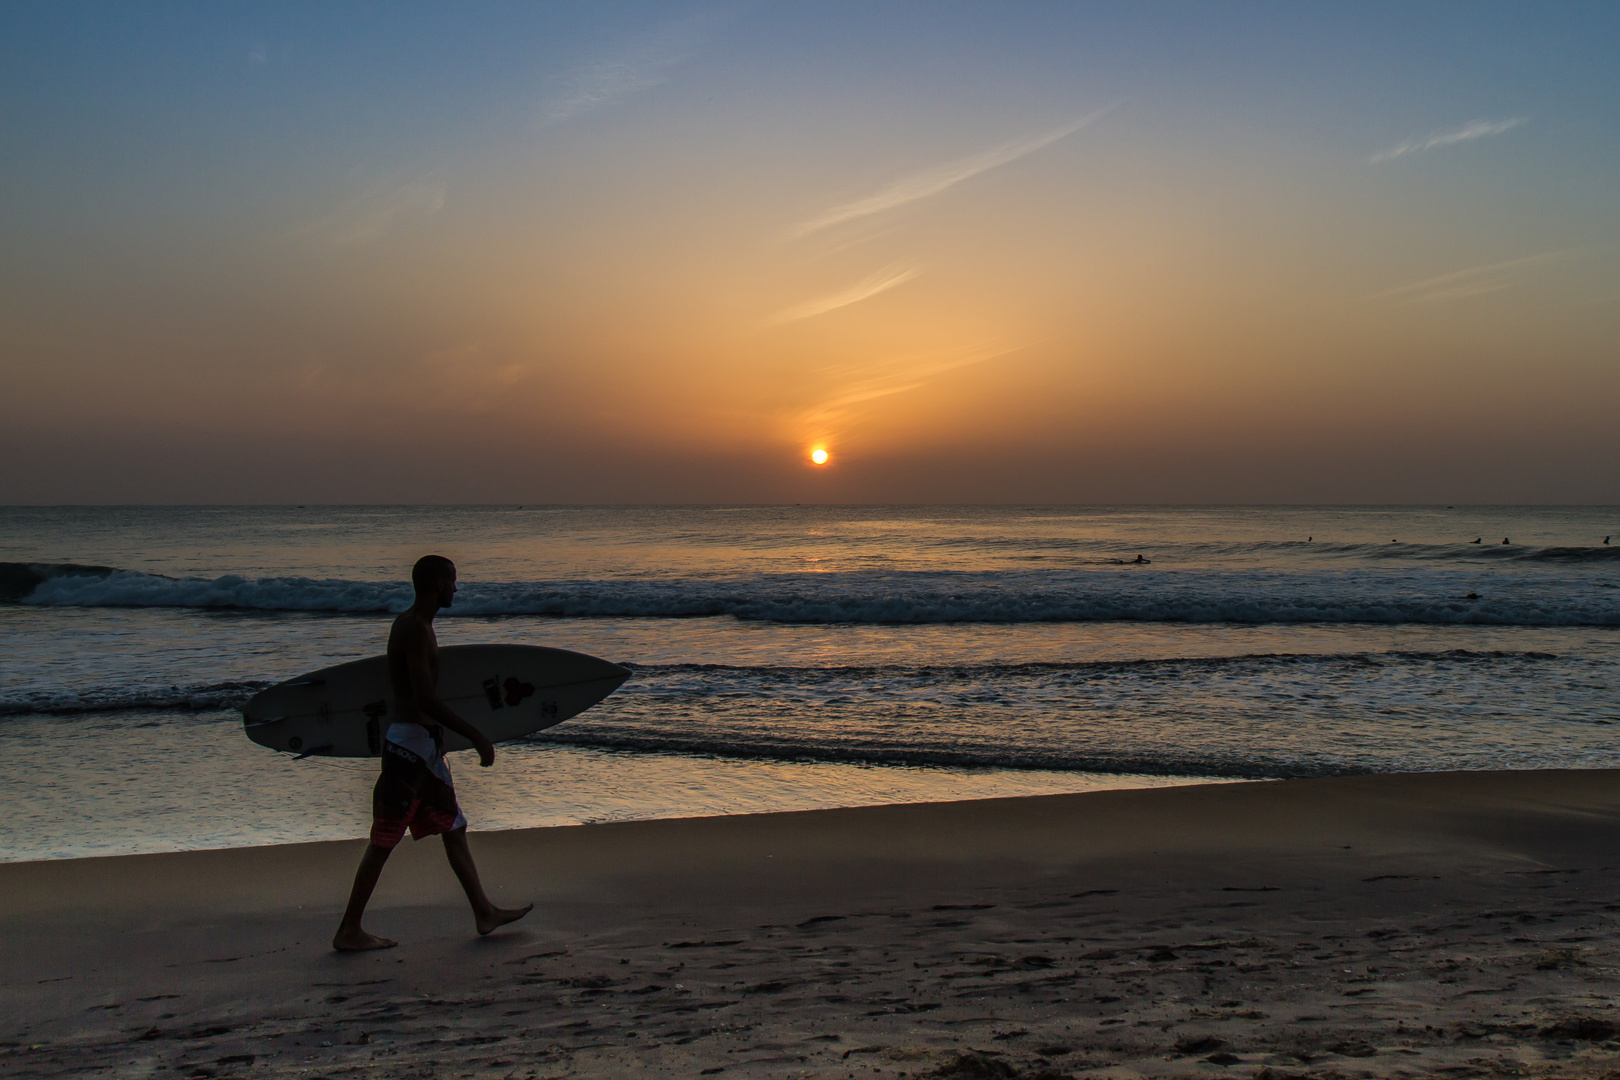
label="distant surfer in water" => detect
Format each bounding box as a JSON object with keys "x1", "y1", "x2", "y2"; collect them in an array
[{"x1": 333, "y1": 555, "x2": 533, "y2": 951}]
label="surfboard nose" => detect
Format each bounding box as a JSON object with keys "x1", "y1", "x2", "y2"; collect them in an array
[{"x1": 568, "y1": 652, "x2": 632, "y2": 686}]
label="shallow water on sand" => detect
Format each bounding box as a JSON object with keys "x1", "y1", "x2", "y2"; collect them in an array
[{"x1": 0, "y1": 705, "x2": 1204, "y2": 861}]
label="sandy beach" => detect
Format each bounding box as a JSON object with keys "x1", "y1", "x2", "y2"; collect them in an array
[{"x1": 6, "y1": 770, "x2": 1620, "y2": 1079}]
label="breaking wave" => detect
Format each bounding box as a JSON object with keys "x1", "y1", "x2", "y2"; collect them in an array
[
  {"x1": 619, "y1": 648, "x2": 1558, "y2": 679},
  {"x1": 0, "y1": 561, "x2": 118, "y2": 602},
  {"x1": 0, "y1": 646, "x2": 1556, "y2": 720},
  {"x1": 951, "y1": 537, "x2": 1620, "y2": 564},
  {"x1": 8, "y1": 562, "x2": 1619, "y2": 626},
  {"x1": 0, "y1": 680, "x2": 272, "y2": 717},
  {"x1": 530, "y1": 731, "x2": 1367, "y2": 780}
]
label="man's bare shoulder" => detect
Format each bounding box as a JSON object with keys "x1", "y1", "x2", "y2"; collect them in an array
[{"x1": 387, "y1": 611, "x2": 434, "y2": 655}]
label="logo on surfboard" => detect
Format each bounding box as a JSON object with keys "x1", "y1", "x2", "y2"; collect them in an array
[
  {"x1": 482, "y1": 676, "x2": 536, "y2": 709},
  {"x1": 503, "y1": 677, "x2": 535, "y2": 706}
]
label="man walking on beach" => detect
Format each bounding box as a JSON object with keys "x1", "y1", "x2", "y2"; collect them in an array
[{"x1": 333, "y1": 555, "x2": 532, "y2": 951}]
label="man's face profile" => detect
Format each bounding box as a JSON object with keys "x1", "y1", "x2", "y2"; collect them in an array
[{"x1": 436, "y1": 569, "x2": 458, "y2": 608}]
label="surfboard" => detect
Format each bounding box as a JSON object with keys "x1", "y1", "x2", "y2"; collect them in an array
[{"x1": 241, "y1": 644, "x2": 630, "y2": 758}]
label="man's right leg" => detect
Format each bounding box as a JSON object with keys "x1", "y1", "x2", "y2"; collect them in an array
[
  {"x1": 441, "y1": 826, "x2": 533, "y2": 936},
  {"x1": 332, "y1": 843, "x2": 397, "y2": 951}
]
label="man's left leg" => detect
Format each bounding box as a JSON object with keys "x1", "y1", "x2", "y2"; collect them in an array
[
  {"x1": 333, "y1": 843, "x2": 398, "y2": 951},
  {"x1": 441, "y1": 827, "x2": 534, "y2": 936}
]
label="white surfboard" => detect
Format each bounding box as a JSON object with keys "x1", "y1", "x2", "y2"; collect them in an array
[{"x1": 242, "y1": 644, "x2": 630, "y2": 758}]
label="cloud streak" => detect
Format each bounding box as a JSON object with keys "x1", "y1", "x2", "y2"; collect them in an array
[
  {"x1": 539, "y1": 16, "x2": 710, "y2": 126},
  {"x1": 793, "y1": 105, "x2": 1117, "y2": 237},
  {"x1": 302, "y1": 172, "x2": 447, "y2": 248},
  {"x1": 801, "y1": 341, "x2": 1032, "y2": 434},
  {"x1": 1370, "y1": 117, "x2": 1527, "y2": 164},
  {"x1": 1367, "y1": 250, "x2": 1568, "y2": 305},
  {"x1": 764, "y1": 265, "x2": 920, "y2": 325}
]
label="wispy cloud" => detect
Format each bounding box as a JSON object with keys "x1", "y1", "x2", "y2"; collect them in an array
[
  {"x1": 793, "y1": 105, "x2": 1118, "y2": 238},
  {"x1": 302, "y1": 172, "x2": 447, "y2": 248},
  {"x1": 1366, "y1": 250, "x2": 1568, "y2": 305},
  {"x1": 763, "y1": 265, "x2": 920, "y2": 326},
  {"x1": 1370, "y1": 117, "x2": 1527, "y2": 164},
  {"x1": 540, "y1": 16, "x2": 711, "y2": 126},
  {"x1": 801, "y1": 341, "x2": 1032, "y2": 433}
]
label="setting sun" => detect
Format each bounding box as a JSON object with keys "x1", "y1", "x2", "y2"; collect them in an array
[{"x1": 810, "y1": 447, "x2": 830, "y2": 466}]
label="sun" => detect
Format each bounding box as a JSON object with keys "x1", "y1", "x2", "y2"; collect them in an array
[{"x1": 809, "y1": 447, "x2": 830, "y2": 465}]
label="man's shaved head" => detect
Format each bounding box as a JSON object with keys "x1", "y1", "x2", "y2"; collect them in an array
[{"x1": 411, "y1": 555, "x2": 456, "y2": 591}]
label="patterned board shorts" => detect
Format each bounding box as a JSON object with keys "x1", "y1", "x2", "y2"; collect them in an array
[{"x1": 370, "y1": 739, "x2": 467, "y2": 849}]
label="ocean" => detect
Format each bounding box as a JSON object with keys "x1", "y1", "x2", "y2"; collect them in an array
[{"x1": 2, "y1": 504, "x2": 1616, "y2": 862}]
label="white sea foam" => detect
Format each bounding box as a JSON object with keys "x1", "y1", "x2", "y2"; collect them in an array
[
  {"x1": 15, "y1": 567, "x2": 1620, "y2": 626},
  {"x1": 3, "y1": 648, "x2": 1553, "y2": 720},
  {"x1": 4, "y1": 647, "x2": 1606, "y2": 784},
  {"x1": 0, "y1": 680, "x2": 271, "y2": 717},
  {"x1": 24, "y1": 570, "x2": 411, "y2": 613}
]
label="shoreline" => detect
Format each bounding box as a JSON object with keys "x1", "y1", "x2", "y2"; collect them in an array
[
  {"x1": 7, "y1": 770, "x2": 1620, "y2": 1078},
  {"x1": 0, "y1": 728, "x2": 1228, "y2": 864}
]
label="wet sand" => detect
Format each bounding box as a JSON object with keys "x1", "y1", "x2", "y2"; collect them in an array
[{"x1": 5, "y1": 770, "x2": 1620, "y2": 1078}]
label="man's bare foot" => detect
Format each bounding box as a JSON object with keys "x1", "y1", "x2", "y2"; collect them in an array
[
  {"x1": 476, "y1": 902, "x2": 534, "y2": 936},
  {"x1": 332, "y1": 928, "x2": 398, "y2": 952}
]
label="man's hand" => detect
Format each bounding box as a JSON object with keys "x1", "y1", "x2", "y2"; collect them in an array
[{"x1": 427, "y1": 705, "x2": 496, "y2": 768}]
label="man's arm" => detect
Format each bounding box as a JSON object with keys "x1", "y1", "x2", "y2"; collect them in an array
[{"x1": 402, "y1": 628, "x2": 495, "y2": 767}]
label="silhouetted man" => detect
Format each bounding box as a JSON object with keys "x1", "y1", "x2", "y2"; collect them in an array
[{"x1": 333, "y1": 555, "x2": 531, "y2": 951}]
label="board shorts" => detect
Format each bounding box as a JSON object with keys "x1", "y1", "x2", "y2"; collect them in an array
[{"x1": 370, "y1": 726, "x2": 468, "y2": 849}]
